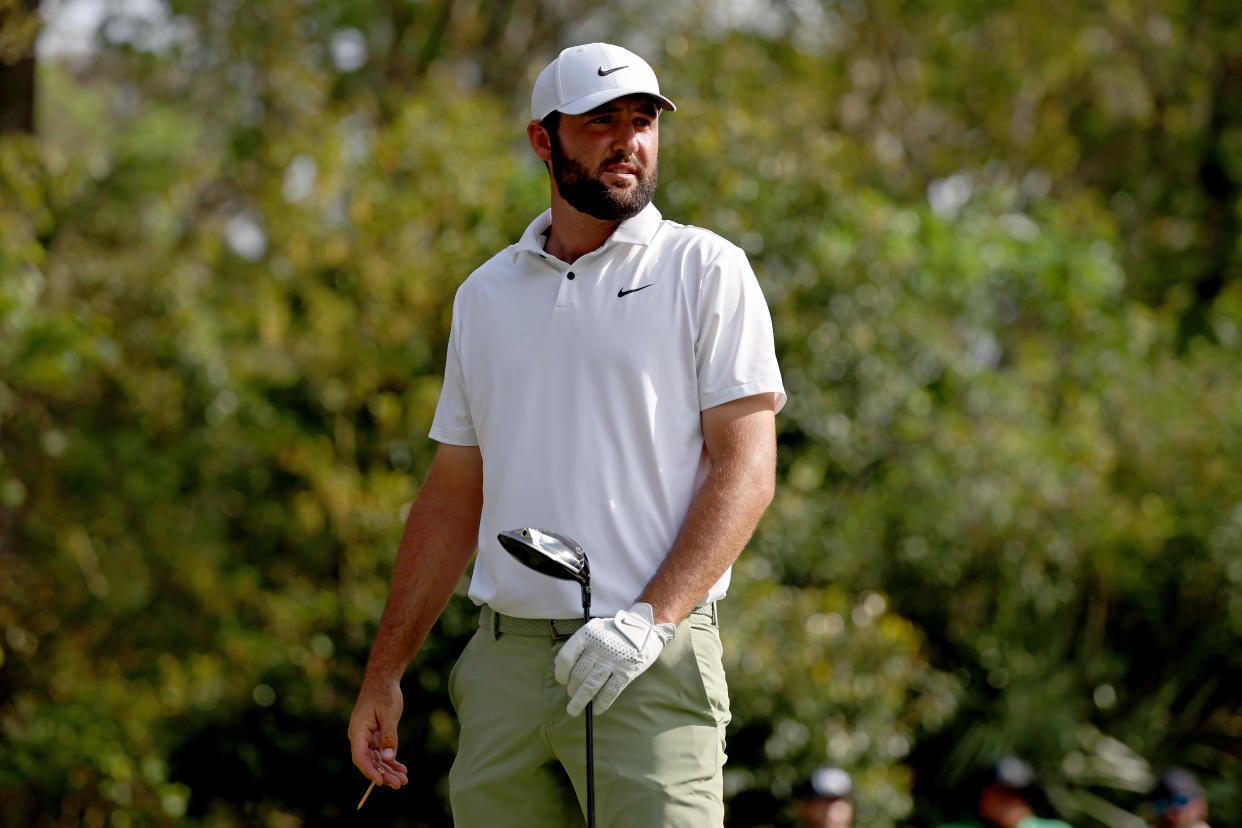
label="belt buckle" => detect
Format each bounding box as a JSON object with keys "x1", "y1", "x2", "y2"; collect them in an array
[{"x1": 550, "y1": 619, "x2": 569, "y2": 641}]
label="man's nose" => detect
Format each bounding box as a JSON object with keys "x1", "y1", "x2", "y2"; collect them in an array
[{"x1": 611, "y1": 122, "x2": 640, "y2": 153}]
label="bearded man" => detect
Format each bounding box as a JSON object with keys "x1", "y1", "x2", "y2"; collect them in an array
[{"x1": 348, "y1": 42, "x2": 785, "y2": 827}]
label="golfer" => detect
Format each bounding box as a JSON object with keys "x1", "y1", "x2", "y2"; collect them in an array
[{"x1": 348, "y1": 42, "x2": 785, "y2": 826}]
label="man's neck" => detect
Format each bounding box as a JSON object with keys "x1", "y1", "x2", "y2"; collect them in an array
[{"x1": 543, "y1": 198, "x2": 621, "y2": 264}]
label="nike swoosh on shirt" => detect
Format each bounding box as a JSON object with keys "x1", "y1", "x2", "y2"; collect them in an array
[
  {"x1": 597, "y1": 65, "x2": 628, "y2": 76},
  {"x1": 617, "y1": 284, "x2": 652, "y2": 297}
]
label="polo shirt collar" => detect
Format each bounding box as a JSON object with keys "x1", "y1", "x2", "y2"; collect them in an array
[
  {"x1": 608, "y1": 203, "x2": 662, "y2": 246},
  {"x1": 513, "y1": 203, "x2": 663, "y2": 260}
]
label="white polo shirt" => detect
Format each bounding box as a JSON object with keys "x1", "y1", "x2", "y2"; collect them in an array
[{"x1": 429, "y1": 203, "x2": 785, "y2": 619}]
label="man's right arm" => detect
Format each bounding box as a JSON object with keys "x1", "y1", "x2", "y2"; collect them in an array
[{"x1": 348, "y1": 442, "x2": 484, "y2": 788}]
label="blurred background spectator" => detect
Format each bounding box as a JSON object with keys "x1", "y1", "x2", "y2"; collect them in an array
[
  {"x1": 938, "y1": 756, "x2": 1073, "y2": 828},
  {"x1": 794, "y1": 765, "x2": 854, "y2": 828},
  {"x1": 1146, "y1": 768, "x2": 1210, "y2": 828}
]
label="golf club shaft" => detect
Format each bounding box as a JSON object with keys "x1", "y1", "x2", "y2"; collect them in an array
[
  {"x1": 583, "y1": 598, "x2": 595, "y2": 828},
  {"x1": 586, "y1": 701, "x2": 595, "y2": 828}
]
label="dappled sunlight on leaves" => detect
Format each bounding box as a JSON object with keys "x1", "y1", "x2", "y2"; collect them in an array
[{"x1": 4, "y1": 2, "x2": 1242, "y2": 826}]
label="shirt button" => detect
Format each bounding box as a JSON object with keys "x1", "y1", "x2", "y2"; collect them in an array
[{"x1": 567, "y1": 272, "x2": 575, "y2": 280}]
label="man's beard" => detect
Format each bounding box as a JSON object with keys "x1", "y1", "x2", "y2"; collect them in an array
[{"x1": 549, "y1": 132, "x2": 657, "y2": 221}]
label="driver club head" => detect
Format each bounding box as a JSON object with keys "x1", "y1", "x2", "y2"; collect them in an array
[{"x1": 497, "y1": 527, "x2": 589, "y2": 586}]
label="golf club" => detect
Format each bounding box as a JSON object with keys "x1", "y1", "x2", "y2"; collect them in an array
[{"x1": 497, "y1": 527, "x2": 595, "y2": 828}]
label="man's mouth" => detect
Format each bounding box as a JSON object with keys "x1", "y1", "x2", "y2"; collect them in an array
[{"x1": 602, "y1": 157, "x2": 640, "y2": 179}]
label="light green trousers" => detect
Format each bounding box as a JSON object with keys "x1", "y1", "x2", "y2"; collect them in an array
[{"x1": 447, "y1": 610, "x2": 731, "y2": 827}]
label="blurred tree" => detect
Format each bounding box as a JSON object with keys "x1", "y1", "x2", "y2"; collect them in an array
[
  {"x1": 0, "y1": 0, "x2": 39, "y2": 133},
  {"x1": 3, "y1": 1, "x2": 1242, "y2": 827}
]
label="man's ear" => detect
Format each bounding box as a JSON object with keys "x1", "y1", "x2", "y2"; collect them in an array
[{"x1": 527, "y1": 120, "x2": 552, "y2": 163}]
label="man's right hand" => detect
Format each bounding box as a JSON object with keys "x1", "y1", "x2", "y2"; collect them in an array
[
  {"x1": 345, "y1": 444, "x2": 483, "y2": 792},
  {"x1": 348, "y1": 678, "x2": 410, "y2": 789}
]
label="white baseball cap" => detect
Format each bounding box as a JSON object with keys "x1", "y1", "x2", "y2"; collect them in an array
[{"x1": 531, "y1": 42, "x2": 676, "y2": 122}]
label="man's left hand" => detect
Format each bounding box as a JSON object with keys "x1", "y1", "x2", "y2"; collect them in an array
[{"x1": 554, "y1": 602, "x2": 677, "y2": 715}]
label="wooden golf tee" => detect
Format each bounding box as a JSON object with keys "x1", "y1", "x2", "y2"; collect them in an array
[{"x1": 357, "y1": 781, "x2": 375, "y2": 810}]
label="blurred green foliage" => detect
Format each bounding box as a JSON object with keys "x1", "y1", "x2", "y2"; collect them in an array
[{"x1": 2, "y1": 1, "x2": 1241, "y2": 826}]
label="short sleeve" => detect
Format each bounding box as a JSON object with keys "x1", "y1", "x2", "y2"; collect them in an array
[
  {"x1": 694, "y1": 244, "x2": 787, "y2": 413},
  {"x1": 428, "y1": 293, "x2": 480, "y2": 446}
]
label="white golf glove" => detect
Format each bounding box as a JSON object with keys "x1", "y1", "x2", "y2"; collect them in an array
[{"x1": 554, "y1": 602, "x2": 677, "y2": 716}]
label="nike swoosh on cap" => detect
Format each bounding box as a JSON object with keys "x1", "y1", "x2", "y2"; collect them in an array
[{"x1": 597, "y1": 65, "x2": 628, "y2": 76}]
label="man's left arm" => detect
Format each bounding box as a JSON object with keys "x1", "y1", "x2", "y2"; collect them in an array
[
  {"x1": 552, "y1": 393, "x2": 777, "y2": 715},
  {"x1": 639, "y1": 392, "x2": 778, "y2": 625}
]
